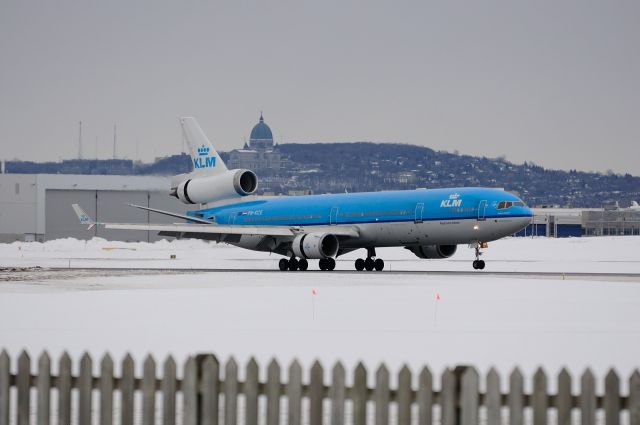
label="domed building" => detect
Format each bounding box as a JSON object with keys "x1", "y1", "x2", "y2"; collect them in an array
[
  {"x1": 228, "y1": 113, "x2": 283, "y2": 174},
  {"x1": 248, "y1": 113, "x2": 274, "y2": 150}
]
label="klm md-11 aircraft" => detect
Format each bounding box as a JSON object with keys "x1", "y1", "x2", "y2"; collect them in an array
[{"x1": 73, "y1": 117, "x2": 532, "y2": 271}]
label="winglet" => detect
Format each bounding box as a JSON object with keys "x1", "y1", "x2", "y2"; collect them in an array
[{"x1": 72, "y1": 204, "x2": 97, "y2": 230}]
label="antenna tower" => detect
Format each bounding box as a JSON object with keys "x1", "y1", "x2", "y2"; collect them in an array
[{"x1": 78, "y1": 121, "x2": 83, "y2": 159}]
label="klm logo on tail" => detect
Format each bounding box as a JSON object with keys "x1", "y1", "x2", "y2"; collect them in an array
[{"x1": 193, "y1": 144, "x2": 216, "y2": 169}]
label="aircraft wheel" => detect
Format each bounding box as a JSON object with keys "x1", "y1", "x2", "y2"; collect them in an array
[
  {"x1": 374, "y1": 258, "x2": 384, "y2": 271},
  {"x1": 288, "y1": 258, "x2": 299, "y2": 271},
  {"x1": 472, "y1": 260, "x2": 478, "y2": 270},
  {"x1": 326, "y1": 258, "x2": 336, "y2": 271},
  {"x1": 355, "y1": 258, "x2": 365, "y2": 271},
  {"x1": 298, "y1": 258, "x2": 308, "y2": 271},
  {"x1": 364, "y1": 257, "x2": 375, "y2": 271},
  {"x1": 279, "y1": 259, "x2": 289, "y2": 271},
  {"x1": 478, "y1": 260, "x2": 486, "y2": 270},
  {"x1": 319, "y1": 259, "x2": 327, "y2": 271}
]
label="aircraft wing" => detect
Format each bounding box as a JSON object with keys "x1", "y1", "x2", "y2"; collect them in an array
[{"x1": 71, "y1": 204, "x2": 360, "y2": 238}]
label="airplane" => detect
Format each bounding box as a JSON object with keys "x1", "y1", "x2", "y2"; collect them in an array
[{"x1": 73, "y1": 117, "x2": 533, "y2": 271}]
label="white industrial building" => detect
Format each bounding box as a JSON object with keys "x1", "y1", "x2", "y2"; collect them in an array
[{"x1": 0, "y1": 174, "x2": 189, "y2": 242}]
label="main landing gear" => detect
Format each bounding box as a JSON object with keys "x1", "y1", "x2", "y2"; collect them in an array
[
  {"x1": 354, "y1": 248, "x2": 385, "y2": 272},
  {"x1": 472, "y1": 242, "x2": 487, "y2": 270},
  {"x1": 278, "y1": 257, "x2": 333, "y2": 271}
]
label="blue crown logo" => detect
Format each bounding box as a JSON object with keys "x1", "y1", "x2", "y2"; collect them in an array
[{"x1": 197, "y1": 144, "x2": 210, "y2": 156}]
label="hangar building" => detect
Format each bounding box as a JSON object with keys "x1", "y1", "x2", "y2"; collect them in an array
[{"x1": 0, "y1": 174, "x2": 188, "y2": 242}]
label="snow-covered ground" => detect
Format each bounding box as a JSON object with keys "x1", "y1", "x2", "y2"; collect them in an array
[{"x1": 0, "y1": 236, "x2": 639, "y2": 384}]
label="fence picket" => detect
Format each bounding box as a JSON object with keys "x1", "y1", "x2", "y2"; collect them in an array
[
  {"x1": 58, "y1": 352, "x2": 72, "y2": 425},
  {"x1": 122, "y1": 354, "x2": 135, "y2": 425},
  {"x1": 245, "y1": 358, "x2": 259, "y2": 425},
  {"x1": 630, "y1": 371, "x2": 640, "y2": 425},
  {"x1": 266, "y1": 359, "x2": 280, "y2": 425},
  {"x1": 557, "y1": 368, "x2": 572, "y2": 425},
  {"x1": 309, "y1": 361, "x2": 324, "y2": 425},
  {"x1": 533, "y1": 368, "x2": 547, "y2": 425},
  {"x1": 200, "y1": 355, "x2": 219, "y2": 425},
  {"x1": 397, "y1": 365, "x2": 411, "y2": 425},
  {"x1": 417, "y1": 367, "x2": 432, "y2": 425},
  {"x1": 142, "y1": 355, "x2": 157, "y2": 425},
  {"x1": 0, "y1": 351, "x2": 9, "y2": 425},
  {"x1": 330, "y1": 362, "x2": 345, "y2": 425},
  {"x1": 78, "y1": 353, "x2": 93, "y2": 425},
  {"x1": 162, "y1": 356, "x2": 177, "y2": 425},
  {"x1": 224, "y1": 358, "x2": 238, "y2": 425},
  {"x1": 486, "y1": 368, "x2": 500, "y2": 425},
  {"x1": 182, "y1": 357, "x2": 197, "y2": 425},
  {"x1": 17, "y1": 351, "x2": 30, "y2": 425},
  {"x1": 508, "y1": 368, "x2": 524, "y2": 425},
  {"x1": 287, "y1": 360, "x2": 302, "y2": 425},
  {"x1": 580, "y1": 369, "x2": 596, "y2": 425},
  {"x1": 353, "y1": 363, "x2": 367, "y2": 425},
  {"x1": 461, "y1": 367, "x2": 479, "y2": 425},
  {"x1": 604, "y1": 369, "x2": 619, "y2": 425},
  {"x1": 37, "y1": 352, "x2": 51, "y2": 425},
  {"x1": 374, "y1": 364, "x2": 390, "y2": 425},
  {"x1": 441, "y1": 369, "x2": 455, "y2": 425},
  {"x1": 100, "y1": 354, "x2": 114, "y2": 425}
]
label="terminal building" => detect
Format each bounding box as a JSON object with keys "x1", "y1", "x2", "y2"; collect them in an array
[{"x1": 516, "y1": 206, "x2": 640, "y2": 237}]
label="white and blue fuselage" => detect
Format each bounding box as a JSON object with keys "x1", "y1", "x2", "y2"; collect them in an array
[{"x1": 187, "y1": 187, "x2": 532, "y2": 255}]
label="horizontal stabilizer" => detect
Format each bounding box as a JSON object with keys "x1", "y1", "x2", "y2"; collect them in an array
[{"x1": 128, "y1": 204, "x2": 214, "y2": 224}]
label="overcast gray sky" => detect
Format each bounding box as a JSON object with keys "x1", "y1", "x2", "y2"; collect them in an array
[{"x1": 1, "y1": 1, "x2": 638, "y2": 174}]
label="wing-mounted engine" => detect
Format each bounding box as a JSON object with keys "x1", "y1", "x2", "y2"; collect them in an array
[
  {"x1": 407, "y1": 244, "x2": 457, "y2": 259},
  {"x1": 171, "y1": 169, "x2": 258, "y2": 205},
  {"x1": 292, "y1": 232, "x2": 339, "y2": 259}
]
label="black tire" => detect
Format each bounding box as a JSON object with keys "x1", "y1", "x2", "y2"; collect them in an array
[
  {"x1": 478, "y1": 260, "x2": 486, "y2": 270},
  {"x1": 364, "y1": 257, "x2": 375, "y2": 271},
  {"x1": 288, "y1": 258, "x2": 299, "y2": 271},
  {"x1": 298, "y1": 258, "x2": 308, "y2": 271},
  {"x1": 279, "y1": 259, "x2": 289, "y2": 271},
  {"x1": 327, "y1": 258, "x2": 336, "y2": 271},
  {"x1": 319, "y1": 258, "x2": 327, "y2": 271},
  {"x1": 374, "y1": 258, "x2": 384, "y2": 271},
  {"x1": 355, "y1": 258, "x2": 365, "y2": 271},
  {"x1": 472, "y1": 260, "x2": 478, "y2": 270}
]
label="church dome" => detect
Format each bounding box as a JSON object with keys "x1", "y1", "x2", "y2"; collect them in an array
[{"x1": 249, "y1": 113, "x2": 273, "y2": 149}]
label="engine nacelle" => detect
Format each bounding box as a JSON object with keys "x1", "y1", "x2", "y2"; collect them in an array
[
  {"x1": 171, "y1": 169, "x2": 258, "y2": 204},
  {"x1": 407, "y1": 244, "x2": 457, "y2": 259},
  {"x1": 292, "y1": 233, "x2": 339, "y2": 259}
]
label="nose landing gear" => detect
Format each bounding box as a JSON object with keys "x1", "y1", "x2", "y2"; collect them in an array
[{"x1": 472, "y1": 242, "x2": 487, "y2": 270}]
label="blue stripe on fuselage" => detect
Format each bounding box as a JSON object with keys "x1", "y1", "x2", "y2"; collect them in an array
[{"x1": 187, "y1": 187, "x2": 533, "y2": 227}]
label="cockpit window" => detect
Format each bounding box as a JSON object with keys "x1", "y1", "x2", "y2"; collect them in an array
[{"x1": 497, "y1": 200, "x2": 525, "y2": 209}]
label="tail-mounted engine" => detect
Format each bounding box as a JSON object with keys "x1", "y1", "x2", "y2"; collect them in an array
[
  {"x1": 407, "y1": 244, "x2": 457, "y2": 259},
  {"x1": 292, "y1": 232, "x2": 339, "y2": 259},
  {"x1": 171, "y1": 169, "x2": 258, "y2": 205}
]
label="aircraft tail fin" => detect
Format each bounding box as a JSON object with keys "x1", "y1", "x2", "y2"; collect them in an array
[
  {"x1": 71, "y1": 204, "x2": 97, "y2": 230},
  {"x1": 180, "y1": 117, "x2": 228, "y2": 177}
]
